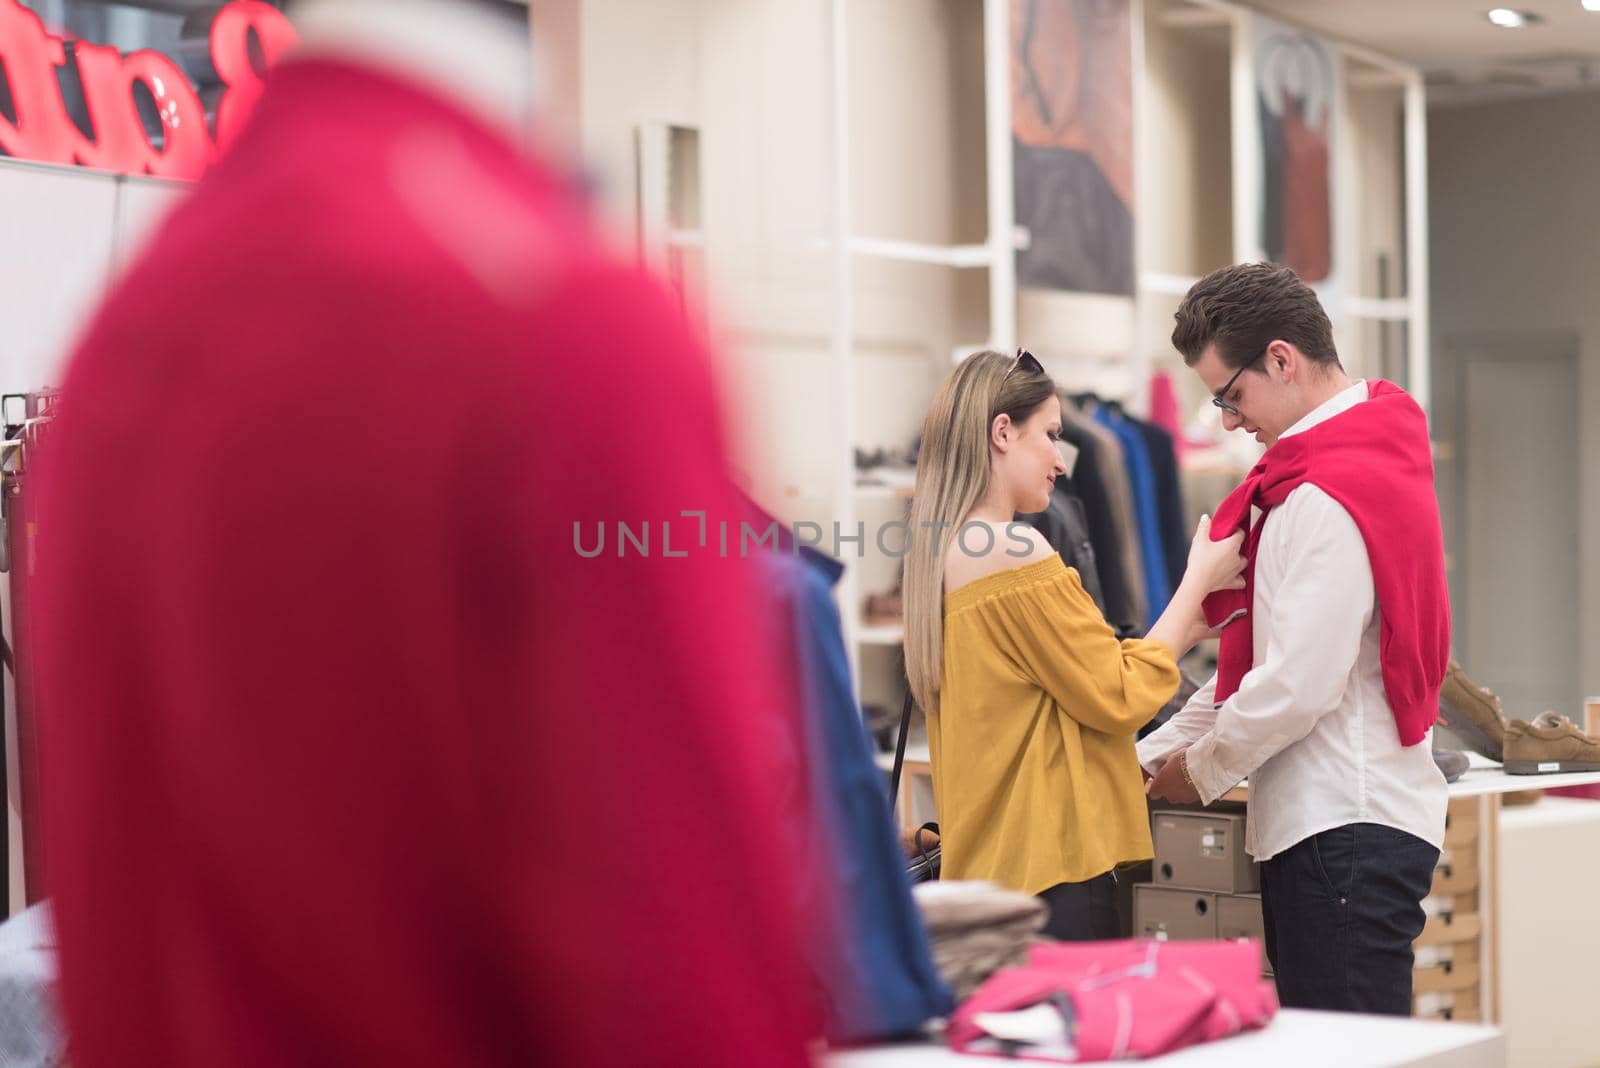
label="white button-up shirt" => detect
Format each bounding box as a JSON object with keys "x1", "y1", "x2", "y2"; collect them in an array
[{"x1": 1137, "y1": 381, "x2": 1447, "y2": 861}]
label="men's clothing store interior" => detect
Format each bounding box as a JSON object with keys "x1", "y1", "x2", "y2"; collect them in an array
[{"x1": 2, "y1": 0, "x2": 1599, "y2": 1066}]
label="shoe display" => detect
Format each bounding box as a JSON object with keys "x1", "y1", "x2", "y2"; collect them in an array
[
  {"x1": 1431, "y1": 747, "x2": 1469, "y2": 784},
  {"x1": 865, "y1": 587, "x2": 903, "y2": 626},
  {"x1": 1437, "y1": 659, "x2": 1507, "y2": 763},
  {"x1": 1504, "y1": 712, "x2": 1600, "y2": 775}
]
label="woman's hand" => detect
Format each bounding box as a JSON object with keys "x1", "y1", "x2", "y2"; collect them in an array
[
  {"x1": 1182, "y1": 600, "x2": 1229, "y2": 649},
  {"x1": 1144, "y1": 516, "x2": 1249, "y2": 661},
  {"x1": 1186, "y1": 515, "x2": 1247, "y2": 595}
]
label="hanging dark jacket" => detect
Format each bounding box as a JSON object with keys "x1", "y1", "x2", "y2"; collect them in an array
[
  {"x1": 1018, "y1": 483, "x2": 1108, "y2": 617},
  {"x1": 1131, "y1": 418, "x2": 1189, "y2": 595},
  {"x1": 1059, "y1": 421, "x2": 1137, "y2": 632}
]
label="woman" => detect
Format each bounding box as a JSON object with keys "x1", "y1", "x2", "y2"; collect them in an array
[{"x1": 904, "y1": 349, "x2": 1246, "y2": 940}]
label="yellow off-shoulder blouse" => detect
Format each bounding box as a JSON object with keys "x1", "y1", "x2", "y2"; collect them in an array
[{"x1": 931, "y1": 555, "x2": 1180, "y2": 894}]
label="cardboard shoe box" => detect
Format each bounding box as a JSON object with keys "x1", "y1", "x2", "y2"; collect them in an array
[
  {"x1": 1215, "y1": 891, "x2": 1272, "y2": 976},
  {"x1": 1151, "y1": 810, "x2": 1260, "y2": 893},
  {"x1": 1133, "y1": 884, "x2": 1218, "y2": 942}
]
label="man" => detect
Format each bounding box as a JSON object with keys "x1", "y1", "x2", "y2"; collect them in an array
[{"x1": 1143, "y1": 263, "x2": 1450, "y2": 1016}]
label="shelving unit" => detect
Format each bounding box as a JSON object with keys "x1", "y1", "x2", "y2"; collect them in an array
[
  {"x1": 826, "y1": 0, "x2": 1017, "y2": 701},
  {"x1": 857, "y1": 623, "x2": 906, "y2": 647},
  {"x1": 816, "y1": 0, "x2": 1429, "y2": 713}
]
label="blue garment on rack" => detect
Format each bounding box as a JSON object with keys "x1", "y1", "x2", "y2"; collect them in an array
[
  {"x1": 1094, "y1": 407, "x2": 1171, "y2": 627},
  {"x1": 765, "y1": 546, "x2": 952, "y2": 1042}
]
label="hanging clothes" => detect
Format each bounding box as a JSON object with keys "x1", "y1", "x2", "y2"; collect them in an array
[
  {"x1": 1147, "y1": 370, "x2": 1185, "y2": 448},
  {"x1": 1093, "y1": 406, "x2": 1171, "y2": 627},
  {"x1": 1064, "y1": 407, "x2": 1145, "y2": 631},
  {"x1": 763, "y1": 540, "x2": 954, "y2": 1042},
  {"x1": 1058, "y1": 419, "x2": 1134, "y2": 632},
  {"x1": 1017, "y1": 483, "x2": 1108, "y2": 618},
  {"x1": 1132, "y1": 418, "x2": 1189, "y2": 596}
]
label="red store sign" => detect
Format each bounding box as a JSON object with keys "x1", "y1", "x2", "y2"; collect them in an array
[{"x1": 0, "y1": 0, "x2": 297, "y2": 181}]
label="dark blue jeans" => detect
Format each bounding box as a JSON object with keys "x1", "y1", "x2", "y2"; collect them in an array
[{"x1": 1260, "y1": 823, "x2": 1439, "y2": 1014}]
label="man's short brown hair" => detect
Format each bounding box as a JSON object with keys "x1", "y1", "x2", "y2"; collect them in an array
[{"x1": 1172, "y1": 262, "x2": 1340, "y2": 371}]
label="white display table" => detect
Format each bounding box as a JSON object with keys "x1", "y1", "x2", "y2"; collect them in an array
[
  {"x1": 826, "y1": 1009, "x2": 1503, "y2": 1067},
  {"x1": 1496, "y1": 797, "x2": 1600, "y2": 1068}
]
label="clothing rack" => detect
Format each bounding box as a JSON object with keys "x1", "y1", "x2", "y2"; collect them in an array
[{"x1": 2, "y1": 389, "x2": 59, "y2": 910}]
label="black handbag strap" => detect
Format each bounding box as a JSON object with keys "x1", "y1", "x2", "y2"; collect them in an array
[{"x1": 889, "y1": 688, "x2": 914, "y2": 817}]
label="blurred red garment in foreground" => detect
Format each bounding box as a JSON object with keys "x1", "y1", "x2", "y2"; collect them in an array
[{"x1": 37, "y1": 55, "x2": 811, "y2": 1067}]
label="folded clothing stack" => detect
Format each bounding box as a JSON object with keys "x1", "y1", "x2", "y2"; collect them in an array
[
  {"x1": 913, "y1": 882, "x2": 1048, "y2": 1003},
  {"x1": 949, "y1": 938, "x2": 1278, "y2": 1062}
]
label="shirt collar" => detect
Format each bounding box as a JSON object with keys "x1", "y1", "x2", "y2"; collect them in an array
[{"x1": 1280, "y1": 379, "x2": 1368, "y2": 441}]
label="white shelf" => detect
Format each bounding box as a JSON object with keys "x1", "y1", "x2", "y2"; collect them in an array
[
  {"x1": 858, "y1": 622, "x2": 904, "y2": 646},
  {"x1": 1445, "y1": 761, "x2": 1600, "y2": 800},
  {"x1": 874, "y1": 744, "x2": 930, "y2": 771},
  {"x1": 854, "y1": 484, "x2": 914, "y2": 501},
  {"x1": 849, "y1": 237, "x2": 996, "y2": 268},
  {"x1": 1227, "y1": 757, "x2": 1600, "y2": 803},
  {"x1": 1138, "y1": 271, "x2": 1203, "y2": 296},
  {"x1": 1344, "y1": 296, "x2": 1414, "y2": 322}
]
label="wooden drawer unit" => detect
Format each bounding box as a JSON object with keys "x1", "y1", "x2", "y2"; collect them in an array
[
  {"x1": 1431, "y1": 852, "x2": 1479, "y2": 897},
  {"x1": 1415, "y1": 909, "x2": 1481, "y2": 946},
  {"x1": 1415, "y1": 988, "x2": 1481, "y2": 1022},
  {"x1": 1442, "y1": 798, "x2": 1480, "y2": 848},
  {"x1": 1415, "y1": 804, "x2": 1485, "y2": 1022},
  {"x1": 1415, "y1": 957, "x2": 1481, "y2": 995}
]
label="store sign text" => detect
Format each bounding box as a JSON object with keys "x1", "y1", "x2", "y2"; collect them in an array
[{"x1": 0, "y1": 0, "x2": 297, "y2": 180}]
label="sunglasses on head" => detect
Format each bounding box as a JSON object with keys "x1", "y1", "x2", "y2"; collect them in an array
[{"x1": 1004, "y1": 347, "x2": 1045, "y2": 382}]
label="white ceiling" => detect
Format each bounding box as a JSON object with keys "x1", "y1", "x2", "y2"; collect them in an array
[{"x1": 1243, "y1": 0, "x2": 1600, "y2": 105}]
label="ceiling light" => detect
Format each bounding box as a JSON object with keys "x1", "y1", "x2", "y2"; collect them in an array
[
  {"x1": 1584, "y1": 0, "x2": 1600, "y2": 12},
  {"x1": 1487, "y1": 7, "x2": 1533, "y2": 25}
]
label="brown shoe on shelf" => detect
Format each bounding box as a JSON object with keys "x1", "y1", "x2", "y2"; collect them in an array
[
  {"x1": 1504, "y1": 712, "x2": 1600, "y2": 775},
  {"x1": 865, "y1": 588, "x2": 903, "y2": 626},
  {"x1": 1437, "y1": 659, "x2": 1508, "y2": 763}
]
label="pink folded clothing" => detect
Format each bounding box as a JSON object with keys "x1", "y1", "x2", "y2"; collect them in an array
[{"x1": 948, "y1": 939, "x2": 1278, "y2": 1062}]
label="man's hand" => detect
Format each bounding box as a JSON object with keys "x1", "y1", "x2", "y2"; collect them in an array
[{"x1": 1146, "y1": 748, "x2": 1201, "y2": 804}]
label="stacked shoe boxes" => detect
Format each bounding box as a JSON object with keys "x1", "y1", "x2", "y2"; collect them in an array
[
  {"x1": 1133, "y1": 801, "x2": 1483, "y2": 1015},
  {"x1": 1132, "y1": 807, "x2": 1270, "y2": 976},
  {"x1": 1412, "y1": 798, "x2": 1483, "y2": 1021}
]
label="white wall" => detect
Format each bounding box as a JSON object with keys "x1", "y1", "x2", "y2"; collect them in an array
[
  {"x1": 0, "y1": 162, "x2": 187, "y2": 398},
  {"x1": 1430, "y1": 90, "x2": 1600, "y2": 704},
  {"x1": 577, "y1": 0, "x2": 978, "y2": 537},
  {"x1": 0, "y1": 162, "x2": 118, "y2": 398},
  {"x1": 1135, "y1": 1, "x2": 1232, "y2": 415},
  {"x1": 1140, "y1": 3, "x2": 1232, "y2": 281}
]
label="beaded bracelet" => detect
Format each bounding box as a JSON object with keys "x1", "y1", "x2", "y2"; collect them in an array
[{"x1": 1180, "y1": 752, "x2": 1199, "y2": 795}]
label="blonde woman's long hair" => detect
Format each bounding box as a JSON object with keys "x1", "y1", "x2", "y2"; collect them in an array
[{"x1": 904, "y1": 349, "x2": 1057, "y2": 714}]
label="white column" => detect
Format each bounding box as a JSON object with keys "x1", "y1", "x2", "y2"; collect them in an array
[
  {"x1": 1405, "y1": 70, "x2": 1431, "y2": 415},
  {"x1": 983, "y1": 0, "x2": 1016, "y2": 353},
  {"x1": 827, "y1": 0, "x2": 860, "y2": 688}
]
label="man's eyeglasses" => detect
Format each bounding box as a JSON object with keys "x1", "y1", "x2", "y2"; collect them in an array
[
  {"x1": 1211, "y1": 347, "x2": 1269, "y2": 417},
  {"x1": 1004, "y1": 347, "x2": 1045, "y2": 383}
]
